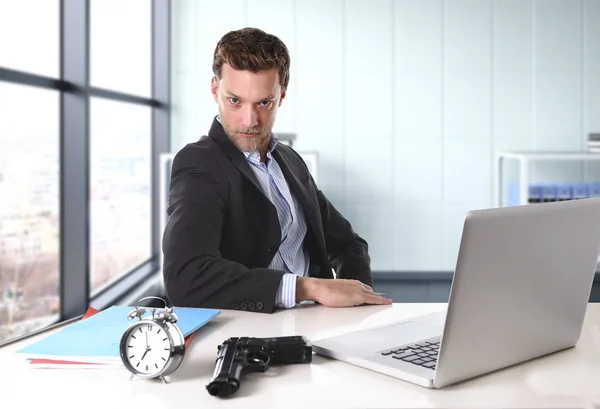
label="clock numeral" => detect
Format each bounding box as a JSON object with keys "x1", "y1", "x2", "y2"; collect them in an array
[
  {"x1": 145, "y1": 365, "x2": 148, "y2": 371},
  {"x1": 147, "y1": 325, "x2": 153, "y2": 331}
]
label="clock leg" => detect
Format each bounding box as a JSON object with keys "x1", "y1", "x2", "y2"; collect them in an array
[{"x1": 159, "y1": 375, "x2": 168, "y2": 384}]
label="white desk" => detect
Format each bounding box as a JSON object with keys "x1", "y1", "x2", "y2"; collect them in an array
[{"x1": 1, "y1": 303, "x2": 599, "y2": 409}]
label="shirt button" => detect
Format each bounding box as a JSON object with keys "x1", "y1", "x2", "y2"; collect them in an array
[
  {"x1": 249, "y1": 302, "x2": 256, "y2": 310},
  {"x1": 233, "y1": 304, "x2": 240, "y2": 310},
  {"x1": 256, "y1": 302, "x2": 264, "y2": 310},
  {"x1": 241, "y1": 303, "x2": 248, "y2": 310}
]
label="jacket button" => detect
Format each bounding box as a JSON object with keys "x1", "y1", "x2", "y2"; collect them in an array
[
  {"x1": 268, "y1": 247, "x2": 276, "y2": 254},
  {"x1": 241, "y1": 303, "x2": 248, "y2": 310},
  {"x1": 249, "y1": 302, "x2": 256, "y2": 310},
  {"x1": 233, "y1": 304, "x2": 240, "y2": 310},
  {"x1": 256, "y1": 302, "x2": 263, "y2": 310}
]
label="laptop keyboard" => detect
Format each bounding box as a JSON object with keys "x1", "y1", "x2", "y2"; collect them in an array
[{"x1": 379, "y1": 337, "x2": 440, "y2": 370}]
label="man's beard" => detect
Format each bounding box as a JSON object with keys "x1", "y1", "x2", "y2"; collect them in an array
[
  {"x1": 228, "y1": 128, "x2": 270, "y2": 153},
  {"x1": 221, "y1": 117, "x2": 272, "y2": 153}
]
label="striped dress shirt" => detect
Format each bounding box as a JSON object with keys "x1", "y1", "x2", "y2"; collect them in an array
[{"x1": 216, "y1": 118, "x2": 310, "y2": 308}]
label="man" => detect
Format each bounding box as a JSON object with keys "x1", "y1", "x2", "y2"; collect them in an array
[{"x1": 162, "y1": 27, "x2": 392, "y2": 313}]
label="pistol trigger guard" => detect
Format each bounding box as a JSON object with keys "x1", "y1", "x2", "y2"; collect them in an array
[
  {"x1": 247, "y1": 352, "x2": 270, "y2": 367},
  {"x1": 260, "y1": 353, "x2": 271, "y2": 366}
]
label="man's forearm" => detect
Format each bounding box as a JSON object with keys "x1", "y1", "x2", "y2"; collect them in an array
[{"x1": 296, "y1": 277, "x2": 319, "y2": 302}]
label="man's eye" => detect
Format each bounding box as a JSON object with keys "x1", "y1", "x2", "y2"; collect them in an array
[
  {"x1": 229, "y1": 97, "x2": 239, "y2": 104},
  {"x1": 259, "y1": 100, "x2": 271, "y2": 107}
]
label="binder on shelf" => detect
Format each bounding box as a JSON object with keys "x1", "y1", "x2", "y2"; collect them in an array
[
  {"x1": 541, "y1": 185, "x2": 557, "y2": 202},
  {"x1": 528, "y1": 184, "x2": 542, "y2": 203},
  {"x1": 507, "y1": 183, "x2": 542, "y2": 205},
  {"x1": 527, "y1": 184, "x2": 542, "y2": 203},
  {"x1": 556, "y1": 184, "x2": 572, "y2": 201},
  {"x1": 571, "y1": 183, "x2": 589, "y2": 199},
  {"x1": 589, "y1": 183, "x2": 600, "y2": 197},
  {"x1": 505, "y1": 182, "x2": 600, "y2": 205}
]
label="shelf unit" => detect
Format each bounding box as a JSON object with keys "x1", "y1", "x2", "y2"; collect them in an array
[
  {"x1": 496, "y1": 151, "x2": 600, "y2": 268},
  {"x1": 496, "y1": 151, "x2": 600, "y2": 207}
]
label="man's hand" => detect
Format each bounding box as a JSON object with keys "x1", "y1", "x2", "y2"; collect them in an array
[{"x1": 296, "y1": 277, "x2": 393, "y2": 307}]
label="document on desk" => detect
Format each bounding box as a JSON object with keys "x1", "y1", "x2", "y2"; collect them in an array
[
  {"x1": 14, "y1": 305, "x2": 220, "y2": 367},
  {"x1": 27, "y1": 307, "x2": 121, "y2": 369},
  {"x1": 27, "y1": 333, "x2": 199, "y2": 369}
]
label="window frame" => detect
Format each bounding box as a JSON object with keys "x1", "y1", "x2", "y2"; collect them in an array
[{"x1": 0, "y1": 0, "x2": 170, "y2": 345}]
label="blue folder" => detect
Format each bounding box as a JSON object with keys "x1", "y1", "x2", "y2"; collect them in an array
[
  {"x1": 540, "y1": 184, "x2": 557, "y2": 202},
  {"x1": 556, "y1": 184, "x2": 572, "y2": 201},
  {"x1": 571, "y1": 183, "x2": 589, "y2": 199},
  {"x1": 15, "y1": 305, "x2": 221, "y2": 361},
  {"x1": 589, "y1": 183, "x2": 600, "y2": 197}
]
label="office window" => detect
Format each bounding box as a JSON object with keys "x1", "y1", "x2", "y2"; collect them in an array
[
  {"x1": 90, "y1": 0, "x2": 152, "y2": 97},
  {"x1": 89, "y1": 97, "x2": 152, "y2": 295},
  {"x1": 0, "y1": 81, "x2": 60, "y2": 344},
  {"x1": 0, "y1": 0, "x2": 60, "y2": 78},
  {"x1": 0, "y1": 0, "x2": 169, "y2": 347}
]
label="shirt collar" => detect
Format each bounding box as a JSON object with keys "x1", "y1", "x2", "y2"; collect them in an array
[{"x1": 216, "y1": 115, "x2": 278, "y2": 161}]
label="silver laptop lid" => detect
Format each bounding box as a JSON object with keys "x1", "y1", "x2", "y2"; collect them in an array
[{"x1": 434, "y1": 198, "x2": 600, "y2": 388}]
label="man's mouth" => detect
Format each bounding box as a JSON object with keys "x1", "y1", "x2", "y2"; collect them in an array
[{"x1": 239, "y1": 132, "x2": 259, "y2": 138}]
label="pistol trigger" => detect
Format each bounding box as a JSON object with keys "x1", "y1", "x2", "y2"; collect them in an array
[{"x1": 244, "y1": 357, "x2": 268, "y2": 374}]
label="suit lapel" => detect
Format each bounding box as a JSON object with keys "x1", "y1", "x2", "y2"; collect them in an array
[
  {"x1": 230, "y1": 155, "x2": 264, "y2": 194},
  {"x1": 207, "y1": 116, "x2": 320, "y2": 234},
  {"x1": 273, "y1": 149, "x2": 321, "y2": 235},
  {"x1": 207, "y1": 116, "x2": 264, "y2": 194}
]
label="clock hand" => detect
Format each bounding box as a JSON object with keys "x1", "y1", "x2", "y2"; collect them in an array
[
  {"x1": 141, "y1": 347, "x2": 150, "y2": 361},
  {"x1": 146, "y1": 330, "x2": 149, "y2": 348}
]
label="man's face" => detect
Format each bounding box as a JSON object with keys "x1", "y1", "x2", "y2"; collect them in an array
[{"x1": 211, "y1": 63, "x2": 285, "y2": 154}]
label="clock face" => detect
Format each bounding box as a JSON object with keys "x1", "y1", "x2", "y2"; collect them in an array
[{"x1": 123, "y1": 321, "x2": 173, "y2": 376}]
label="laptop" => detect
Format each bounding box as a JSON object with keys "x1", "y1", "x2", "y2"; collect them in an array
[{"x1": 311, "y1": 197, "x2": 600, "y2": 389}]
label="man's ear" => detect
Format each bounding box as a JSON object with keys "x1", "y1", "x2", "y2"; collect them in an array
[
  {"x1": 279, "y1": 88, "x2": 286, "y2": 107},
  {"x1": 211, "y1": 77, "x2": 219, "y2": 102}
]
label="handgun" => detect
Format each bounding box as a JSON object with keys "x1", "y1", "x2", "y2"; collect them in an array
[{"x1": 206, "y1": 335, "x2": 312, "y2": 397}]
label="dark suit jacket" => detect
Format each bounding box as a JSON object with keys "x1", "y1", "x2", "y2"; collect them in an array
[{"x1": 162, "y1": 117, "x2": 372, "y2": 313}]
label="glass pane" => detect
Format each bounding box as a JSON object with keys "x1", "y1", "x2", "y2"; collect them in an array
[
  {"x1": 90, "y1": 98, "x2": 152, "y2": 295},
  {"x1": 0, "y1": 81, "x2": 60, "y2": 344},
  {"x1": 0, "y1": 0, "x2": 60, "y2": 78},
  {"x1": 90, "y1": 0, "x2": 152, "y2": 97}
]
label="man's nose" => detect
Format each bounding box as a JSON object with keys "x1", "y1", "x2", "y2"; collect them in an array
[{"x1": 241, "y1": 105, "x2": 258, "y2": 128}]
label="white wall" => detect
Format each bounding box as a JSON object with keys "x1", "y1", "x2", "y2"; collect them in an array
[{"x1": 170, "y1": 0, "x2": 600, "y2": 272}]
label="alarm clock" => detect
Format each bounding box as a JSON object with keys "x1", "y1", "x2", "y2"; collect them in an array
[{"x1": 119, "y1": 296, "x2": 185, "y2": 383}]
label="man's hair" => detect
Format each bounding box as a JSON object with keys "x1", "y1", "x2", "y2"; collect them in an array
[{"x1": 212, "y1": 27, "x2": 290, "y2": 90}]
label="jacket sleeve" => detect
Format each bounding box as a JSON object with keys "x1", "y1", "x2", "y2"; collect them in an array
[
  {"x1": 315, "y1": 187, "x2": 373, "y2": 287},
  {"x1": 285, "y1": 147, "x2": 373, "y2": 287},
  {"x1": 162, "y1": 145, "x2": 286, "y2": 313}
]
